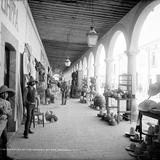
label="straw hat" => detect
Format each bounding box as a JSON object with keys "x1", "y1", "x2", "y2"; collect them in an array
[
  {"x1": 128, "y1": 146, "x2": 144, "y2": 157},
  {"x1": 150, "y1": 102, "x2": 160, "y2": 114},
  {"x1": 125, "y1": 143, "x2": 136, "y2": 152},
  {"x1": 130, "y1": 133, "x2": 141, "y2": 142},
  {"x1": 125, "y1": 127, "x2": 136, "y2": 137},
  {"x1": 27, "y1": 76, "x2": 38, "y2": 85},
  {"x1": 138, "y1": 100, "x2": 157, "y2": 112},
  {"x1": 0, "y1": 85, "x2": 15, "y2": 98}
]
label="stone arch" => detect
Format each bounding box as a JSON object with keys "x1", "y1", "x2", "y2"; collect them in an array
[
  {"x1": 107, "y1": 31, "x2": 127, "y2": 89},
  {"x1": 130, "y1": 1, "x2": 160, "y2": 51},
  {"x1": 108, "y1": 30, "x2": 127, "y2": 58},
  {"x1": 130, "y1": 1, "x2": 160, "y2": 103},
  {"x1": 106, "y1": 24, "x2": 129, "y2": 54}
]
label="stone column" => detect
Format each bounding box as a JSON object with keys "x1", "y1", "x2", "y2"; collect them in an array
[
  {"x1": 105, "y1": 57, "x2": 114, "y2": 89},
  {"x1": 126, "y1": 50, "x2": 139, "y2": 121},
  {"x1": 94, "y1": 63, "x2": 99, "y2": 92},
  {"x1": 87, "y1": 67, "x2": 90, "y2": 86}
]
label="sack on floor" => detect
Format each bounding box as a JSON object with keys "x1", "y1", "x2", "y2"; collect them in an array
[{"x1": 45, "y1": 110, "x2": 58, "y2": 122}]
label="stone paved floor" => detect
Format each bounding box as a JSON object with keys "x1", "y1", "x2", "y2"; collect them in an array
[{"x1": 8, "y1": 98, "x2": 136, "y2": 160}]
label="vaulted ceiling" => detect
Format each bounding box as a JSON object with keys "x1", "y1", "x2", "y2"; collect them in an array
[{"x1": 28, "y1": 0, "x2": 141, "y2": 72}]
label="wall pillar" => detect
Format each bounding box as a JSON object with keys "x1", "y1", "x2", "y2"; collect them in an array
[
  {"x1": 87, "y1": 67, "x2": 90, "y2": 86},
  {"x1": 126, "y1": 49, "x2": 139, "y2": 121}
]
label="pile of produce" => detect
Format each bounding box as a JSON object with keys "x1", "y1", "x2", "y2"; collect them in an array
[{"x1": 103, "y1": 88, "x2": 132, "y2": 99}]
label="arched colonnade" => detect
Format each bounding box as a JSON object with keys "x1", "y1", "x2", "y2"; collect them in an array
[{"x1": 65, "y1": 1, "x2": 160, "y2": 114}]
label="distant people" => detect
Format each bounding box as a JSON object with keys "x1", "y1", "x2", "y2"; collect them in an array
[
  {"x1": 23, "y1": 76, "x2": 37, "y2": 139},
  {"x1": 45, "y1": 85, "x2": 51, "y2": 104},
  {"x1": 60, "y1": 81, "x2": 69, "y2": 105},
  {"x1": 50, "y1": 86, "x2": 55, "y2": 103},
  {"x1": 45, "y1": 84, "x2": 55, "y2": 104},
  {"x1": 0, "y1": 85, "x2": 15, "y2": 160}
]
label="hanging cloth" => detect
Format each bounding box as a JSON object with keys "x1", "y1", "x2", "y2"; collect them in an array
[{"x1": 23, "y1": 44, "x2": 31, "y2": 74}]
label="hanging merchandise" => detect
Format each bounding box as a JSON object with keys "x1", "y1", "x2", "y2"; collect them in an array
[
  {"x1": 30, "y1": 55, "x2": 36, "y2": 79},
  {"x1": 35, "y1": 59, "x2": 45, "y2": 82},
  {"x1": 23, "y1": 45, "x2": 31, "y2": 74}
]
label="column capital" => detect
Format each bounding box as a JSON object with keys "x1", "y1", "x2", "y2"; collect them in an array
[
  {"x1": 125, "y1": 49, "x2": 139, "y2": 56},
  {"x1": 105, "y1": 57, "x2": 114, "y2": 63},
  {"x1": 94, "y1": 64, "x2": 97, "y2": 67}
]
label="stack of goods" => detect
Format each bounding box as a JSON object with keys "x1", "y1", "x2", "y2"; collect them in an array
[
  {"x1": 103, "y1": 88, "x2": 132, "y2": 99},
  {"x1": 125, "y1": 125, "x2": 160, "y2": 159},
  {"x1": 138, "y1": 99, "x2": 160, "y2": 114}
]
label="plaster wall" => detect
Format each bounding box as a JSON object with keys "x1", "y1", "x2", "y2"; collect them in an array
[
  {"x1": 0, "y1": 0, "x2": 49, "y2": 131},
  {"x1": 0, "y1": 0, "x2": 49, "y2": 83}
]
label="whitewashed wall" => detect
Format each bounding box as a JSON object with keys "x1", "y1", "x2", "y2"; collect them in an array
[
  {"x1": 0, "y1": 0, "x2": 49, "y2": 84},
  {"x1": 0, "y1": 0, "x2": 50, "y2": 131}
]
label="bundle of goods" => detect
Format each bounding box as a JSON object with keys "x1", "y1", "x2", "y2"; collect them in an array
[
  {"x1": 92, "y1": 94, "x2": 105, "y2": 110},
  {"x1": 45, "y1": 110, "x2": 58, "y2": 122},
  {"x1": 101, "y1": 112, "x2": 118, "y2": 126}
]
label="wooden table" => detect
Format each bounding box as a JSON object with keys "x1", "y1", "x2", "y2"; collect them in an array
[
  {"x1": 106, "y1": 96, "x2": 132, "y2": 123},
  {"x1": 139, "y1": 110, "x2": 160, "y2": 140}
]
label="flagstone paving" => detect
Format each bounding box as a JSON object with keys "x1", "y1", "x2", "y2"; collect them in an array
[{"x1": 8, "y1": 98, "x2": 136, "y2": 160}]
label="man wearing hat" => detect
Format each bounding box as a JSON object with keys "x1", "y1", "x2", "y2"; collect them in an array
[
  {"x1": 0, "y1": 85, "x2": 15, "y2": 160},
  {"x1": 23, "y1": 76, "x2": 37, "y2": 139},
  {"x1": 60, "y1": 81, "x2": 69, "y2": 105}
]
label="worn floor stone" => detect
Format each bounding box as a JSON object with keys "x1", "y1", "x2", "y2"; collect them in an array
[{"x1": 8, "y1": 98, "x2": 135, "y2": 160}]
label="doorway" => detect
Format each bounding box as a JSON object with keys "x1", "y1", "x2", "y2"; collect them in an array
[
  {"x1": 4, "y1": 43, "x2": 16, "y2": 131},
  {"x1": 4, "y1": 46, "x2": 10, "y2": 86}
]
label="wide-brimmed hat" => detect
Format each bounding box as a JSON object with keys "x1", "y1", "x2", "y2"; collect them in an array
[
  {"x1": 128, "y1": 146, "x2": 144, "y2": 157},
  {"x1": 125, "y1": 127, "x2": 136, "y2": 137},
  {"x1": 150, "y1": 102, "x2": 160, "y2": 114},
  {"x1": 125, "y1": 143, "x2": 136, "y2": 152},
  {"x1": 0, "y1": 85, "x2": 15, "y2": 97},
  {"x1": 130, "y1": 133, "x2": 141, "y2": 142},
  {"x1": 138, "y1": 100, "x2": 157, "y2": 112},
  {"x1": 27, "y1": 76, "x2": 38, "y2": 85}
]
